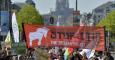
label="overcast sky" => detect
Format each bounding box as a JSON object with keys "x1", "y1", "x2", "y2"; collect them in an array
[{"x1": 11, "y1": 0, "x2": 114, "y2": 14}]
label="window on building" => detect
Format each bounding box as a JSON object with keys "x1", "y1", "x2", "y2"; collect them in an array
[
  {"x1": 106, "y1": 7, "x2": 110, "y2": 13},
  {"x1": 50, "y1": 16, "x2": 54, "y2": 24},
  {"x1": 95, "y1": 9, "x2": 103, "y2": 13},
  {"x1": 98, "y1": 15, "x2": 101, "y2": 18},
  {"x1": 111, "y1": 4, "x2": 115, "y2": 8}
]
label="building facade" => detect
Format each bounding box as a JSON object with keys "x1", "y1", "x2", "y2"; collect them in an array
[
  {"x1": 0, "y1": 0, "x2": 11, "y2": 41},
  {"x1": 92, "y1": 1, "x2": 115, "y2": 25},
  {"x1": 43, "y1": 0, "x2": 79, "y2": 26}
]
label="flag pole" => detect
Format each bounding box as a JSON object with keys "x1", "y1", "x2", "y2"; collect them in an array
[
  {"x1": 22, "y1": 23, "x2": 28, "y2": 48},
  {"x1": 10, "y1": 11, "x2": 14, "y2": 56},
  {"x1": 104, "y1": 26, "x2": 107, "y2": 51}
]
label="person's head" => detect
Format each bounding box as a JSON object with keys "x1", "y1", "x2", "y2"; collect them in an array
[
  {"x1": 83, "y1": 52, "x2": 87, "y2": 57},
  {"x1": 103, "y1": 51, "x2": 110, "y2": 56},
  {"x1": 106, "y1": 51, "x2": 111, "y2": 56},
  {"x1": 103, "y1": 51, "x2": 107, "y2": 56}
]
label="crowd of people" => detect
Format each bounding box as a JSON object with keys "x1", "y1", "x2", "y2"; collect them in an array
[
  {"x1": 0, "y1": 46, "x2": 114, "y2": 60},
  {"x1": 47, "y1": 47, "x2": 114, "y2": 60}
]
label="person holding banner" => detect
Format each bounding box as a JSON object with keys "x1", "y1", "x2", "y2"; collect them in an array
[{"x1": 103, "y1": 51, "x2": 114, "y2": 60}]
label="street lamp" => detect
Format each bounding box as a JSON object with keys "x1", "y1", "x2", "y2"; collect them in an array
[
  {"x1": 0, "y1": 26, "x2": 1, "y2": 49},
  {"x1": 57, "y1": 16, "x2": 61, "y2": 26}
]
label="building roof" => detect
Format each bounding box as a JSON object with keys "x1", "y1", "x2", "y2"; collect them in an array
[
  {"x1": 13, "y1": 3, "x2": 26, "y2": 8},
  {"x1": 25, "y1": 0, "x2": 35, "y2": 6},
  {"x1": 95, "y1": 1, "x2": 114, "y2": 9}
]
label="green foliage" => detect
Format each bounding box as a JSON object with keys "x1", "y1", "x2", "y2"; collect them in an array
[
  {"x1": 35, "y1": 48, "x2": 50, "y2": 60},
  {"x1": 111, "y1": 37, "x2": 115, "y2": 42},
  {"x1": 17, "y1": 4, "x2": 44, "y2": 31},
  {"x1": 16, "y1": 46, "x2": 26, "y2": 55},
  {"x1": 12, "y1": 43, "x2": 26, "y2": 55},
  {"x1": 97, "y1": 10, "x2": 115, "y2": 33}
]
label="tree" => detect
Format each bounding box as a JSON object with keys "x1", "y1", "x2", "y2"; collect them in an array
[
  {"x1": 17, "y1": 4, "x2": 44, "y2": 31},
  {"x1": 12, "y1": 42, "x2": 26, "y2": 55},
  {"x1": 97, "y1": 10, "x2": 115, "y2": 42},
  {"x1": 97, "y1": 10, "x2": 115, "y2": 33},
  {"x1": 15, "y1": 4, "x2": 44, "y2": 54}
]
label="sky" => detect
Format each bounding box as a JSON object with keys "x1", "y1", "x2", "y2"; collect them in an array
[{"x1": 11, "y1": 0, "x2": 114, "y2": 14}]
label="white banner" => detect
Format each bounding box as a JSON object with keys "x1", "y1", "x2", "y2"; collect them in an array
[{"x1": 12, "y1": 12, "x2": 19, "y2": 43}]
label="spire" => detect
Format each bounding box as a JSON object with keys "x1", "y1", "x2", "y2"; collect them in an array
[
  {"x1": 66, "y1": 0, "x2": 69, "y2": 8},
  {"x1": 76, "y1": 0, "x2": 77, "y2": 11},
  {"x1": 56, "y1": 0, "x2": 69, "y2": 11}
]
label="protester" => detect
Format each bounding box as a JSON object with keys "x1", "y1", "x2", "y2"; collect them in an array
[
  {"x1": 97, "y1": 51, "x2": 104, "y2": 60},
  {"x1": 103, "y1": 51, "x2": 114, "y2": 60},
  {"x1": 74, "y1": 51, "x2": 82, "y2": 60},
  {"x1": 89, "y1": 52, "x2": 97, "y2": 60},
  {"x1": 81, "y1": 52, "x2": 88, "y2": 60},
  {"x1": 46, "y1": 47, "x2": 115, "y2": 60}
]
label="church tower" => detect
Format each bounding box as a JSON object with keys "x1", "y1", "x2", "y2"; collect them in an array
[
  {"x1": 56, "y1": 0, "x2": 69, "y2": 11},
  {"x1": 25, "y1": 0, "x2": 35, "y2": 7}
]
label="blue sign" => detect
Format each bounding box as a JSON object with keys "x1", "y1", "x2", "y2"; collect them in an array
[{"x1": 1, "y1": 11, "x2": 10, "y2": 33}]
